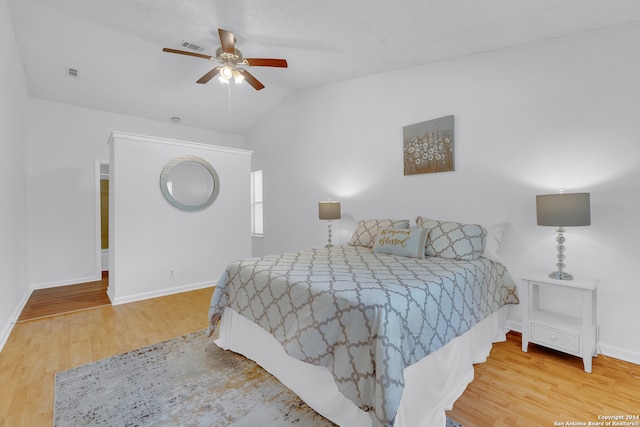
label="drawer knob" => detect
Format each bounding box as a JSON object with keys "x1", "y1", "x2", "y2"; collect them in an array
[{"x1": 549, "y1": 335, "x2": 557, "y2": 341}]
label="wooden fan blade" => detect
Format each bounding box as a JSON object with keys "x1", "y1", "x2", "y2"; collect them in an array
[
  {"x1": 196, "y1": 67, "x2": 222, "y2": 84},
  {"x1": 162, "y1": 48, "x2": 214, "y2": 61},
  {"x1": 238, "y1": 69, "x2": 265, "y2": 90},
  {"x1": 244, "y1": 58, "x2": 288, "y2": 68},
  {"x1": 218, "y1": 28, "x2": 235, "y2": 54}
]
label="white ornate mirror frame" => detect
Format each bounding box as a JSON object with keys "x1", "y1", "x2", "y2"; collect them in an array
[{"x1": 159, "y1": 155, "x2": 220, "y2": 211}]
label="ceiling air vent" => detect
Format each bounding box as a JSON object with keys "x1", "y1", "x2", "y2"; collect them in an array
[
  {"x1": 65, "y1": 67, "x2": 79, "y2": 78},
  {"x1": 180, "y1": 41, "x2": 205, "y2": 52}
]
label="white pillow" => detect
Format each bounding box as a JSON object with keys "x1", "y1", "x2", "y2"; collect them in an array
[
  {"x1": 482, "y1": 223, "x2": 507, "y2": 262},
  {"x1": 372, "y1": 227, "x2": 429, "y2": 259}
]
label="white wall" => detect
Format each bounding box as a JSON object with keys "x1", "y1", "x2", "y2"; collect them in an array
[
  {"x1": 0, "y1": 0, "x2": 28, "y2": 349},
  {"x1": 108, "y1": 132, "x2": 252, "y2": 304},
  {"x1": 24, "y1": 99, "x2": 245, "y2": 290},
  {"x1": 247, "y1": 24, "x2": 640, "y2": 364}
]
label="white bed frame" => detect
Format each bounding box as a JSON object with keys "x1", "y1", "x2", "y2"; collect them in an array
[{"x1": 215, "y1": 305, "x2": 510, "y2": 427}]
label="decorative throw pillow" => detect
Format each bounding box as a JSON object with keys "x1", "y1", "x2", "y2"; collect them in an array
[
  {"x1": 416, "y1": 217, "x2": 487, "y2": 260},
  {"x1": 349, "y1": 219, "x2": 410, "y2": 248},
  {"x1": 372, "y1": 227, "x2": 429, "y2": 259}
]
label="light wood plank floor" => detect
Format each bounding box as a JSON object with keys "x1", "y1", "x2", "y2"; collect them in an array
[
  {"x1": 1, "y1": 288, "x2": 638, "y2": 426},
  {"x1": 447, "y1": 332, "x2": 640, "y2": 426}
]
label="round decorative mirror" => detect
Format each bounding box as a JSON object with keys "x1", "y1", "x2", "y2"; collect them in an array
[{"x1": 160, "y1": 155, "x2": 220, "y2": 211}]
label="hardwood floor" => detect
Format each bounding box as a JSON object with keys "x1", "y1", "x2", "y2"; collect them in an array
[
  {"x1": 1, "y1": 288, "x2": 638, "y2": 426},
  {"x1": 17, "y1": 272, "x2": 110, "y2": 321},
  {"x1": 447, "y1": 332, "x2": 640, "y2": 426}
]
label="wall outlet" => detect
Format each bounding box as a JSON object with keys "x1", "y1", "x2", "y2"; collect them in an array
[{"x1": 169, "y1": 269, "x2": 175, "y2": 278}]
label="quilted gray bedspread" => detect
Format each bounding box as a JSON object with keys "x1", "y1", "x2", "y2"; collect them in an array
[{"x1": 208, "y1": 246, "x2": 518, "y2": 426}]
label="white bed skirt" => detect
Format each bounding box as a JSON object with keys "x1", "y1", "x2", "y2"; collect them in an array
[{"x1": 215, "y1": 305, "x2": 509, "y2": 427}]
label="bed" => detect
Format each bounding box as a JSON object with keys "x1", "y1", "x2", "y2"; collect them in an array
[{"x1": 208, "y1": 218, "x2": 519, "y2": 426}]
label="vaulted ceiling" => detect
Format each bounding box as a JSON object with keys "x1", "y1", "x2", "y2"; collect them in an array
[{"x1": 7, "y1": 0, "x2": 640, "y2": 134}]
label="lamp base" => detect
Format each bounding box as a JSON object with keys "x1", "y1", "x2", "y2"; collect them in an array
[
  {"x1": 548, "y1": 271, "x2": 574, "y2": 280},
  {"x1": 325, "y1": 220, "x2": 334, "y2": 248},
  {"x1": 549, "y1": 226, "x2": 573, "y2": 280}
]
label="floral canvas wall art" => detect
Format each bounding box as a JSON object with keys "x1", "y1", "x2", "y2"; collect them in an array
[{"x1": 403, "y1": 115, "x2": 454, "y2": 175}]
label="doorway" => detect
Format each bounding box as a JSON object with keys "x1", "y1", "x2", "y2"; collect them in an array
[{"x1": 97, "y1": 162, "x2": 109, "y2": 273}]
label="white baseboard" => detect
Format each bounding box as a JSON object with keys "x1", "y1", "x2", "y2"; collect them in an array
[
  {"x1": 109, "y1": 280, "x2": 216, "y2": 306},
  {"x1": 30, "y1": 274, "x2": 103, "y2": 290},
  {"x1": 598, "y1": 342, "x2": 640, "y2": 366},
  {"x1": 505, "y1": 318, "x2": 522, "y2": 333},
  {"x1": 0, "y1": 288, "x2": 33, "y2": 352},
  {"x1": 106, "y1": 284, "x2": 116, "y2": 304}
]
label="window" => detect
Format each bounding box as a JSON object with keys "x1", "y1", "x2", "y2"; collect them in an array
[{"x1": 251, "y1": 170, "x2": 263, "y2": 235}]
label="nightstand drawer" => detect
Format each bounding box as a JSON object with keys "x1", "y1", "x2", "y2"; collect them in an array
[{"x1": 530, "y1": 323, "x2": 580, "y2": 354}]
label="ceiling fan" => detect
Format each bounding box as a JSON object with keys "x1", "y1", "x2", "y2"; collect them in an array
[{"x1": 163, "y1": 28, "x2": 288, "y2": 91}]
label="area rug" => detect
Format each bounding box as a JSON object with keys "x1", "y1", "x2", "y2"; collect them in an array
[{"x1": 54, "y1": 329, "x2": 464, "y2": 426}]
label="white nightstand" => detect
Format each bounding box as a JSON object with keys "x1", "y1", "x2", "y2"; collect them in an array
[{"x1": 522, "y1": 273, "x2": 599, "y2": 373}]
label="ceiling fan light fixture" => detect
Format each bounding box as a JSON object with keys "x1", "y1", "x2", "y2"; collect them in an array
[
  {"x1": 218, "y1": 65, "x2": 233, "y2": 83},
  {"x1": 232, "y1": 68, "x2": 245, "y2": 84}
]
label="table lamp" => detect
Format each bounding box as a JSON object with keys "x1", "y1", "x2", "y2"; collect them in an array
[
  {"x1": 536, "y1": 192, "x2": 590, "y2": 280},
  {"x1": 318, "y1": 200, "x2": 341, "y2": 247}
]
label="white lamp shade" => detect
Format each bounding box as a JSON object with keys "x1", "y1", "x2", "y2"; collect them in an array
[{"x1": 318, "y1": 201, "x2": 341, "y2": 220}]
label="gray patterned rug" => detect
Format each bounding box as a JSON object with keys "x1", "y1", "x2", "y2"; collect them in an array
[{"x1": 54, "y1": 329, "x2": 464, "y2": 426}]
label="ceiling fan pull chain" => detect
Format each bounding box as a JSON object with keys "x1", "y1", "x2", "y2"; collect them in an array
[{"x1": 228, "y1": 83, "x2": 232, "y2": 124}]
